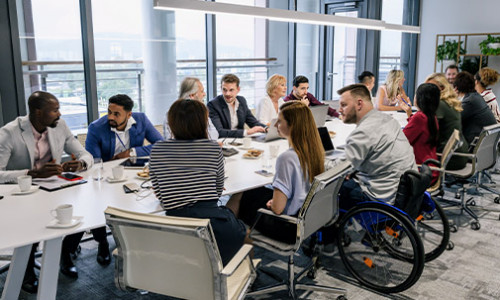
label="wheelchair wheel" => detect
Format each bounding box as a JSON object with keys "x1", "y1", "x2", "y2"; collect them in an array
[
  {"x1": 414, "y1": 198, "x2": 450, "y2": 262},
  {"x1": 336, "y1": 202, "x2": 425, "y2": 293}
]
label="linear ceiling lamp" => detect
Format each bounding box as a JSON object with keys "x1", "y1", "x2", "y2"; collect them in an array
[{"x1": 153, "y1": 0, "x2": 420, "y2": 33}]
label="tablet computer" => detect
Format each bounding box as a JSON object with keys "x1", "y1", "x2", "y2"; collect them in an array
[{"x1": 119, "y1": 157, "x2": 150, "y2": 169}]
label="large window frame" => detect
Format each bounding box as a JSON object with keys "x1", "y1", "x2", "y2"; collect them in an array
[{"x1": 0, "y1": 0, "x2": 420, "y2": 127}]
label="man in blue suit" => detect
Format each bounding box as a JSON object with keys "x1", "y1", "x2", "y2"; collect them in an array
[
  {"x1": 208, "y1": 74, "x2": 266, "y2": 138},
  {"x1": 85, "y1": 94, "x2": 162, "y2": 265}
]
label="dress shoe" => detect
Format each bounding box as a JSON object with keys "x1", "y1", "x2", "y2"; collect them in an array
[
  {"x1": 60, "y1": 252, "x2": 78, "y2": 279},
  {"x1": 21, "y1": 270, "x2": 38, "y2": 294},
  {"x1": 96, "y1": 241, "x2": 111, "y2": 266}
]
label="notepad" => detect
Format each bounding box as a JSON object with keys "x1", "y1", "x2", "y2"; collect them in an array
[{"x1": 33, "y1": 176, "x2": 87, "y2": 192}]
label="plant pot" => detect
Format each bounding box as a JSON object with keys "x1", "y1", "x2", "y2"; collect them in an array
[
  {"x1": 442, "y1": 59, "x2": 456, "y2": 69},
  {"x1": 487, "y1": 43, "x2": 500, "y2": 49}
]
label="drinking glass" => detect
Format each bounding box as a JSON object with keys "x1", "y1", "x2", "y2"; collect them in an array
[{"x1": 92, "y1": 158, "x2": 104, "y2": 181}]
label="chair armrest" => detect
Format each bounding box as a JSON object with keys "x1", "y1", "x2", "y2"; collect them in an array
[
  {"x1": 256, "y1": 208, "x2": 298, "y2": 223},
  {"x1": 450, "y1": 152, "x2": 475, "y2": 158},
  {"x1": 221, "y1": 244, "x2": 253, "y2": 276}
]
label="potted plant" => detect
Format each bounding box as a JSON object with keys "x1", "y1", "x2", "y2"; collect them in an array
[
  {"x1": 436, "y1": 40, "x2": 466, "y2": 63},
  {"x1": 479, "y1": 34, "x2": 500, "y2": 55}
]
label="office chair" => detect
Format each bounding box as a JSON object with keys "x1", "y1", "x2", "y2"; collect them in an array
[
  {"x1": 105, "y1": 206, "x2": 258, "y2": 300},
  {"x1": 248, "y1": 160, "x2": 351, "y2": 300},
  {"x1": 439, "y1": 123, "x2": 500, "y2": 230}
]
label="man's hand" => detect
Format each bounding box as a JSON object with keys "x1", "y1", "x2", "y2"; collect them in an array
[
  {"x1": 300, "y1": 96, "x2": 310, "y2": 107},
  {"x1": 61, "y1": 154, "x2": 84, "y2": 172},
  {"x1": 112, "y1": 149, "x2": 131, "y2": 160},
  {"x1": 266, "y1": 199, "x2": 273, "y2": 209},
  {"x1": 28, "y1": 159, "x2": 63, "y2": 178},
  {"x1": 247, "y1": 126, "x2": 266, "y2": 135}
]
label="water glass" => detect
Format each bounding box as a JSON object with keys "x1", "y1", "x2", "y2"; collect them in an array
[
  {"x1": 261, "y1": 155, "x2": 273, "y2": 172},
  {"x1": 92, "y1": 158, "x2": 104, "y2": 181},
  {"x1": 269, "y1": 145, "x2": 280, "y2": 158}
]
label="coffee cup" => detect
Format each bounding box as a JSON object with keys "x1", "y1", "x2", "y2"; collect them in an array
[
  {"x1": 243, "y1": 137, "x2": 252, "y2": 148},
  {"x1": 51, "y1": 204, "x2": 73, "y2": 224},
  {"x1": 17, "y1": 175, "x2": 32, "y2": 192},
  {"x1": 112, "y1": 165, "x2": 124, "y2": 180}
]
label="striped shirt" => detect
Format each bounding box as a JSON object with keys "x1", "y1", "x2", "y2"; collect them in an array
[
  {"x1": 481, "y1": 89, "x2": 500, "y2": 123},
  {"x1": 150, "y1": 139, "x2": 224, "y2": 210}
]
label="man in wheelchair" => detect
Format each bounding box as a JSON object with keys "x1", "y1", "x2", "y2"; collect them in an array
[{"x1": 336, "y1": 84, "x2": 416, "y2": 212}]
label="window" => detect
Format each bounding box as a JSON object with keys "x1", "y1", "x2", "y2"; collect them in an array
[
  {"x1": 17, "y1": 0, "x2": 88, "y2": 131},
  {"x1": 378, "y1": 0, "x2": 404, "y2": 86}
]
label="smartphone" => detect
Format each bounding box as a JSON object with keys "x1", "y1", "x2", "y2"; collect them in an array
[
  {"x1": 123, "y1": 182, "x2": 140, "y2": 193},
  {"x1": 255, "y1": 170, "x2": 274, "y2": 177},
  {"x1": 58, "y1": 172, "x2": 83, "y2": 181}
]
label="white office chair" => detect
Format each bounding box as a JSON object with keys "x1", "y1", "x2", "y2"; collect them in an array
[
  {"x1": 248, "y1": 160, "x2": 351, "y2": 300},
  {"x1": 105, "y1": 207, "x2": 258, "y2": 300}
]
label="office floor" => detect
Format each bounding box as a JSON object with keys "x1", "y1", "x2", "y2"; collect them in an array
[{"x1": 2, "y1": 185, "x2": 500, "y2": 300}]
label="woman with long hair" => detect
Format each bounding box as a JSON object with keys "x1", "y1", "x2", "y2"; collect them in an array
[
  {"x1": 149, "y1": 99, "x2": 246, "y2": 266},
  {"x1": 400, "y1": 83, "x2": 440, "y2": 182},
  {"x1": 425, "y1": 73, "x2": 469, "y2": 170},
  {"x1": 228, "y1": 102, "x2": 325, "y2": 227},
  {"x1": 475, "y1": 67, "x2": 500, "y2": 123},
  {"x1": 256, "y1": 74, "x2": 287, "y2": 125},
  {"x1": 376, "y1": 69, "x2": 410, "y2": 111}
]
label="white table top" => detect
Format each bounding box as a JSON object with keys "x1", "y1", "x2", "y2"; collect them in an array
[{"x1": 0, "y1": 160, "x2": 161, "y2": 251}]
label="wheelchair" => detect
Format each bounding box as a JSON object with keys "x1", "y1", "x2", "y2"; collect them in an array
[{"x1": 308, "y1": 162, "x2": 451, "y2": 293}]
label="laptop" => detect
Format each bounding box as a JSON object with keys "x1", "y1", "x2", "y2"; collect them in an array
[
  {"x1": 310, "y1": 105, "x2": 330, "y2": 128},
  {"x1": 317, "y1": 127, "x2": 335, "y2": 154},
  {"x1": 254, "y1": 118, "x2": 282, "y2": 142}
]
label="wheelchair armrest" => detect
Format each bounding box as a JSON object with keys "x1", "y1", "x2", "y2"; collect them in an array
[
  {"x1": 221, "y1": 244, "x2": 254, "y2": 277},
  {"x1": 256, "y1": 208, "x2": 299, "y2": 223},
  {"x1": 450, "y1": 152, "x2": 475, "y2": 159}
]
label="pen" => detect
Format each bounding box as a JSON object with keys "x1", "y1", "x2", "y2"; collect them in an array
[{"x1": 399, "y1": 96, "x2": 411, "y2": 107}]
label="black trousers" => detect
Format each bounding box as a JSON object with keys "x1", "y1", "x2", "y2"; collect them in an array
[
  {"x1": 25, "y1": 231, "x2": 84, "y2": 276},
  {"x1": 90, "y1": 226, "x2": 108, "y2": 244}
]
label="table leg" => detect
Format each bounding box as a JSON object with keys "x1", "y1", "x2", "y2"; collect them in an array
[
  {"x1": 1, "y1": 244, "x2": 31, "y2": 300},
  {"x1": 37, "y1": 237, "x2": 62, "y2": 300}
]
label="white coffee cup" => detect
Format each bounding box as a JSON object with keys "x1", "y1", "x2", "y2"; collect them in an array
[
  {"x1": 112, "y1": 165, "x2": 124, "y2": 180},
  {"x1": 51, "y1": 204, "x2": 73, "y2": 225},
  {"x1": 17, "y1": 175, "x2": 32, "y2": 192},
  {"x1": 243, "y1": 137, "x2": 252, "y2": 148}
]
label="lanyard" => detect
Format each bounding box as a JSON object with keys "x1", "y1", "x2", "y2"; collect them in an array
[{"x1": 115, "y1": 132, "x2": 127, "y2": 152}]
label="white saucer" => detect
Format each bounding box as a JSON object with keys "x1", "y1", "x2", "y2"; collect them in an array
[
  {"x1": 11, "y1": 186, "x2": 40, "y2": 195},
  {"x1": 240, "y1": 146, "x2": 253, "y2": 150},
  {"x1": 46, "y1": 216, "x2": 83, "y2": 229},
  {"x1": 106, "y1": 176, "x2": 127, "y2": 183}
]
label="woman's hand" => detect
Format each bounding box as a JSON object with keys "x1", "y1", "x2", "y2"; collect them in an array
[
  {"x1": 398, "y1": 95, "x2": 413, "y2": 118},
  {"x1": 266, "y1": 199, "x2": 273, "y2": 209}
]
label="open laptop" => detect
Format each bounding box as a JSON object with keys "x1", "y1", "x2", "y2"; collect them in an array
[
  {"x1": 317, "y1": 127, "x2": 335, "y2": 154},
  {"x1": 310, "y1": 105, "x2": 330, "y2": 128},
  {"x1": 254, "y1": 118, "x2": 282, "y2": 142}
]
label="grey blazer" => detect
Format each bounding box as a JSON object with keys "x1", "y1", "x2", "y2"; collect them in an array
[{"x1": 0, "y1": 116, "x2": 93, "y2": 183}]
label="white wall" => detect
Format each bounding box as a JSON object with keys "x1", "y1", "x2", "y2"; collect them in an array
[{"x1": 417, "y1": 0, "x2": 500, "y2": 97}]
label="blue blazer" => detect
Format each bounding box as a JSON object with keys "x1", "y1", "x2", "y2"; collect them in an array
[
  {"x1": 207, "y1": 95, "x2": 265, "y2": 138},
  {"x1": 85, "y1": 112, "x2": 163, "y2": 162}
]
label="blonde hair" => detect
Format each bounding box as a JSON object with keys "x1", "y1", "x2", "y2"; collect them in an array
[
  {"x1": 279, "y1": 102, "x2": 324, "y2": 183},
  {"x1": 266, "y1": 74, "x2": 287, "y2": 97},
  {"x1": 385, "y1": 70, "x2": 405, "y2": 100},
  {"x1": 425, "y1": 73, "x2": 463, "y2": 112},
  {"x1": 476, "y1": 67, "x2": 500, "y2": 87}
]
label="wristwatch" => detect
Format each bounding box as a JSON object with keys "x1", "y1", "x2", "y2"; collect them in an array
[{"x1": 129, "y1": 148, "x2": 137, "y2": 157}]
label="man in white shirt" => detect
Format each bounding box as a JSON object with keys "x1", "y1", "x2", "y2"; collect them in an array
[{"x1": 207, "y1": 74, "x2": 266, "y2": 138}]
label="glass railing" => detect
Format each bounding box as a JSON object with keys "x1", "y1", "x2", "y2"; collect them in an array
[{"x1": 22, "y1": 58, "x2": 282, "y2": 131}]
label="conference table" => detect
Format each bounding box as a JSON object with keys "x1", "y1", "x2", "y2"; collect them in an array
[{"x1": 0, "y1": 110, "x2": 409, "y2": 300}]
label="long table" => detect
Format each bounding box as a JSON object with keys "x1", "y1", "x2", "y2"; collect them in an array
[{"x1": 0, "y1": 111, "x2": 408, "y2": 300}]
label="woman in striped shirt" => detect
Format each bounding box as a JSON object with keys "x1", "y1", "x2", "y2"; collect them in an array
[
  {"x1": 475, "y1": 67, "x2": 500, "y2": 123},
  {"x1": 149, "y1": 99, "x2": 246, "y2": 266}
]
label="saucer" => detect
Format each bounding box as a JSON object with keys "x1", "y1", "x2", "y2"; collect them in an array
[
  {"x1": 11, "y1": 186, "x2": 40, "y2": 195},
  {"x1": 46, "y1": 216, "x2": 83, "y2": 229},
  {"x1": 135, "y1": 175, "x2": 150, "y2": 180},
  {"x1": 106, "y1": 176, "x2": 127, "y2": 183},
  {"x1": 240, "y1": 146, "x2": 253, "y2": 150}
]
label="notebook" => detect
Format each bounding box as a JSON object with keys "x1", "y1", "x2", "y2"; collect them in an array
[
  {"x1": 254, "y1": 118, "x2": 282, "y2": 142},
  {"x1": 310, "y1": 105, "x2": 330, "y2": 128},
  {"x1": 317, "y1": 127, "x2": 335, "y2": 154}
]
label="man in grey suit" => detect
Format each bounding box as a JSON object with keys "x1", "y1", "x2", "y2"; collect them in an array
[
  {"x1": 207, "y1": 73, "x2": 266, "y2": 138},
  {"x1": 0, "y1": 91, "x2": 93, "y2": 293}
]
